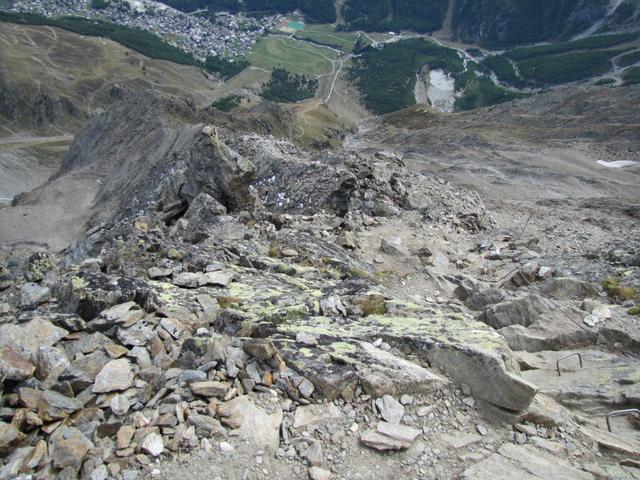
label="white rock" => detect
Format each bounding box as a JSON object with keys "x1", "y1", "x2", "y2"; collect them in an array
[
  {"x1": 219, "y1": 441, "x2": 234, "y2": 454},
  {"x1": 110, "y1": 394, "x2": 131, "y2": 416},
  {"x1": 309, "y1": 466, "x2": 332, "y2": 480},
  {"x1": 141, "y1": 433, "x2": 164, "y2": 457},
  {"x1": 93, "y1": 359, "x2": 134, "y2": 393}
]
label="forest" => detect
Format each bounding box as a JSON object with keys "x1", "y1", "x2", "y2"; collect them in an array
[
  {"x1": 204, "y1": 56, "x2": 249, "y2": 79},
  {"x1": 347, "y1": 39, "x2": 463, "y2": 114},
  {"x1": 341, "y1": 0, "x2": 448, "y2": 33},
  {"x1": 261, "y1": 68, "x2": 318, "y2": 102}
]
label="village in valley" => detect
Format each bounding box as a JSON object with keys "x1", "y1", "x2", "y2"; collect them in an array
[{"x1": 3, "y1": 0, "x2": 283, "y2": 60}]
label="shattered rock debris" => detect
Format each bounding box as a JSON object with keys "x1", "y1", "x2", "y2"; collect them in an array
[{"x1": 0, "y1": 93, "x2": 639, "y2": 480}]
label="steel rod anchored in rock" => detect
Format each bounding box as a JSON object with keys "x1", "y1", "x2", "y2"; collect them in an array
[
  {"x1": 556, "y1": 352, "x2": 583, "y2": 376},
  {"x1": 606, "y1": 409, "x2": 640, "y2": 432}
]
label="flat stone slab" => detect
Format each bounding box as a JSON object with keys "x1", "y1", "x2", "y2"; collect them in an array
[
  {"x1": 361, "y1": 422, "x2": 421, "y2": 451},
  {"x1": 580, "y1": 426, "x2": 640, "y2": 458},
  {"x1": 437, "y1": 432, "x2": 483, "y2": 450},
  {"x1": 520, "y1": 350, "x2": 640, "y2": 413},
  {"x1": 463, "y1": 444, "x2": 594, "y2": 479},
  {"x1": 275, "y1": 308, "x2": 537, "y2": 411}
]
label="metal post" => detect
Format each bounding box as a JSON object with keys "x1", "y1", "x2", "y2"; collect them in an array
[
  {"x1": 556, "y1": 352, "x2": 583, "y2": 376},
  {"x1": 606, "y1": 409, "x2": 640, "y2": 432}
]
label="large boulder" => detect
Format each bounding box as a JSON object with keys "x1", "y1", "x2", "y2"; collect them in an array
[
  {"x1": 480, "y1": 295, "x2": 550, "y2": 329},
  {"x1": 182, "y1": 192, "x2": 227, "y2": 243},
  {"x1": 55, "y1": 271, "x2": 152, "y2": 321}
]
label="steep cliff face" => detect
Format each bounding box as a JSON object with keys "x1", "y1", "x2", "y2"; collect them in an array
[{"x1": 452, "y1": 0, "x2": 639, "y2": 46}]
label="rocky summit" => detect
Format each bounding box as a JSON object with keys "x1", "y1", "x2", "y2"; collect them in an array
[{"x1": 0, "y1": 7, "x2": 640, "y2": 480}]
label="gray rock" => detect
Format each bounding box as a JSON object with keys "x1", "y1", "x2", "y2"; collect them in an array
[
  {"x1": 371, "y1": 196, "x2": 400, "y2": 217},
  {"x1": 0, "y1": 265, "x2": 14, "y2": 291},
  {"x1": 242, "y1": 339, "x2": 277, "y2": 360},
  {"x1": 160, "y1": 318, "x2": 184, "y2": 339},
  {"x1": 541, "y1": 277, "x2": 601, "y2": 300},
  {"x1": 320, "y1": 295, "x2": 346, "y2": 317},
  {"x1": 375, "y1": 395, "x2": 405, "y2": 424},
  {"x1": 438, "y1": 432, "x2": 483, "y2": 449},
  {"x1": 305, "y1": 441, "x2": 324, "y2": 467},
  {"x1": 217, "y1": 396, "x2": 283, "y2": 453},
  {"x1": 49, "y1": 427, "x2": 94, "y2": 471},
  {"x1": 462, "y1": 443, "x2": 593, "y2": 479},
  {"x1": 0, "y1": 346, "x2": 35, "y2": 381},
  {"x1": 148, "y1": 267, "x2": 173, "y2": 279},
  {"x1": 481, "y1": 295, "x2": 550, "y2": 329},
  {"x1": 465, "y1": 288, "x2": 506, "y2": 311},
  {"x1": 299, "y1": 378, "x2": 315, "y2": 399},
  {"x1": 89, "y1": 465, "x2": 108, "y2": 480},
  {"x1": 358, "y1": 343, "x2": 448, "y2": 397},
  {"x1": 110, "y1": 394, "x2": 131, "y2": 416},
  {"x1": 182, "y1": 188, "x2": 237, "y2": 244},
  {"x1": 296, "y1": 332, "x2": 318, "y2": 347},
  {"x1": 381, "y1": 238, "x2": 407, "y2": 256},
  {"x1": 292, "y1": 404, "x2": 342, "y2": 431},
  {"x1": 92, "y1": 359, "x2": 134, "y2": 393},
  {"x1": 246, "y1": 362, "x2": 262, "y2": 384},
  {"x1": 58, "y1": 350, "x2": 110, "y2": 393},
  {"x1": 202, "y1": 270, "x2": 236, "y2": 288},
  {"x1": 189, "y1": 381, "x2": 228, "y2": 398},
  {"x1": 100, "y1": 302, "x2": 140, "y2": 323},
  {"x1": 122, "y1": 470, "x2": 138, "y2": 480},
  {"x1": 360, "y1": 422, "x2": 420, "y2": 451},
  {"x1": 187, "y1": 414, "x2": 226, "y2": 437},
  {"x1": 309, "y1": 466, "x2": 331, "y2": 480},
  {"x1": 172, "y1": 272, "x2": 203, "y2": 288},
  {"x1": 37, "y1": 390, "x2": 82, "y2": 421},
  {"x1": 0, "y1": 445, "x2": 35, "y2": 479},
  {"x1": 117, "y1": 321, "x2": 155, "y2": 347},
  {"x1": 0, "y1": 317, "x2": 67, "y2": 359},
  {"x1": 0, "y1": 422, "x2": 26, "y2": 454},
  {"x1": 20, "y1": 283, "x2": 51, "y2": 309},
  {"x1": 33, "y1": 346, "x2": 70, "y2": 381}
]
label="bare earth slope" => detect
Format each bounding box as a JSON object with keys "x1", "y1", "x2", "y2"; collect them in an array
[{"x1": 0, "y1": 21, "x2": 221, "y2": 201}]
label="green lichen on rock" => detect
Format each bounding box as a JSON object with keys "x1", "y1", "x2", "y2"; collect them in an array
[{"x1": 71, "y1": 276, "x2": 88, "y2": 291}]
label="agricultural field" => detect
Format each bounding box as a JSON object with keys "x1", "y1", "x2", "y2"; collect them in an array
[
  {"x1": 246, "y1": 36, "x2": 338, "y2": 77},
  {"x1": 292, "y1": 23, "x2": 361, "y2": 51}
]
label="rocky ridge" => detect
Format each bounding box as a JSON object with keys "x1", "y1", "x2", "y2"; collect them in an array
[{"x1": 0, "y1": 95, "x2": 639, "y2": 480}]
